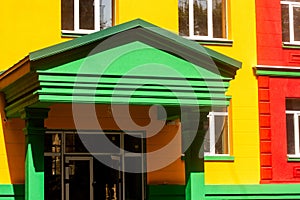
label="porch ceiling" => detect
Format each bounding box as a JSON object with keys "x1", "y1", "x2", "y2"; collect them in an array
[{"x1": 1, "y1": 19, "x2": 241, "y2": 118}]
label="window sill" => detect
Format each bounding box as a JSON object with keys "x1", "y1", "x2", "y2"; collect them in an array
[
  {"x1": 287, "y1": 156, "x2": 300, "y2": 162},
  {"x1": 204, "y1": 155, "x2": 235, "y2": 162},
  {"x1": 183, "y1": 37, "x2": 233, "y2": 46},
  {"x1": 282, "y1": 42, "x2": 300, "y2": 49},
  {"x1": 61, "y1": 32, "x2": 87, "y2": 38}
]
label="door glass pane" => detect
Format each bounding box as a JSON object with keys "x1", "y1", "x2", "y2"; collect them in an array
[
  {"x1": 194, "y1": 0, "x2": 208, "y2": 36},
  {"x1": 124, "y1": 157, "x2": 143, "y2": 200},
  {"x1": 61, "y1": 0, "x2": 74, "y2": 30},
  {"x1": 65, "y1": 133, "x2": 120, "y2": 153},
  {"x1": 68, "y1": 160, "x2": 90, "y2": 200},
  {"x1": 93, "y1": 156, "x2": 122, "y2": 200},
  {"x1": 124, "y1": 133, "x2": 142, "y2": 153},
  {"x1": 213, "y1": 0, "x2": 226, "y2": 38},
  {"x1": 45, "y1": 133, "x2": 61, "y2": 153},
  {"x1": 79, "y1": 0, "x2": 95, "y2": 30},
  {"x1": 179, "y1": 0, "x2": 189, "y2": 36},
  {"x1": 294, "y1": 6, "x2": 300, "y2": 41},
  {"x1": 100, "y1": 0, "x2": 112, "y2": 30},
  {"x1": 45, "y1": 156, "x2": 62, "y2": 200},
  {"x1": 282, "y1": 4, "x2": 290, "y2": 42}
]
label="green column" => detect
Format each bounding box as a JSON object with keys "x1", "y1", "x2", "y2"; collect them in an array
[
  {"x1": 182, "y1": 110, "x2": 208, "y2": 200},
  {"x1": 21, "y1": 108, "x2": 49, "y2": 200}
]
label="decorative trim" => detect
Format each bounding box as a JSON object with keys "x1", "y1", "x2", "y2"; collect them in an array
[{"x1": 204, "y1": 155, "x2": 234, "y2": 161}]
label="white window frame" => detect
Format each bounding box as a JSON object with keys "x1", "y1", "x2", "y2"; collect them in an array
[
  {"x1": 286, "y1": 110, "x2": 300, "y2": 157},
  {"x1": 185, "y1": 0, "x2": 228, "y2": 41},
  {"x1": 281, "y1": 1, "x2": 300, "y2": 45},
  {"x1": 62, "y1": 0, "x2": 101, "y2": 34},
  {"x1": 205, "y1": 111, "x2": 229, "y2": 156}
]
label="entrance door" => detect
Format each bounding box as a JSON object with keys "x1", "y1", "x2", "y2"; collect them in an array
[{"x1": 65, "y1": 157, "x2": 93, "y2": 200}]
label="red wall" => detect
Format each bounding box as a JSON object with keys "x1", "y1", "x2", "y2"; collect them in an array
[
  {"x1": 259, "y1": 76, "x2": 300, "y2": 183},
  {"x1": 256, "y1": 0, "x2": 300, "y2": 183},
  {"x1": 256, "y1": 0, "x2": 300, "y2": 66}
]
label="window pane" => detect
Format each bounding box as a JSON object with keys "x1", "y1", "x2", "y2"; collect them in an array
[
  {"x1": 100, "y1": 0, "x2": 112, "y2": 30},
  {"x1": 294, "y1": 6, "x2": 300, "y2": 41},
  {"x1": 194, "y1": 0, "x2": 208, "y2": 36},
  {"x1": 286, "y1": 98, "x2": 300, "y2": 110},
  {"x1": 286, "y1": 114, "x2": 295, "y2": 154},
  {"x1": 203, "y1": 120, "x2": 210, "y2": 153},
  {"x1": 61, "y1": 0, "x2": 74, "y2": 30},
  {"x1": 282, "y1": 4, "x2": 290, "y2": 42},
  {"x1": 215, "y1": 115, "x2": 229, "y2": 154},
  {"x1": 79, "y1": 0, "x2": 95, "y2": 30},
  {"x1": 213, "y1": 0, "x2": 226, "y2": 38},
  {"x1": 179, "y1": 0, "x2": 189, "y2": 36}
]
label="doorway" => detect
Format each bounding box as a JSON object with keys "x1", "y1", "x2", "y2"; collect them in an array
[{"x1": 44, "y1": 131, "x2": 145, "y2": 200}]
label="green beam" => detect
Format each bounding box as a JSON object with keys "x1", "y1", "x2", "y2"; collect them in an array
[
  {"x1": 21, "y1": 108, "x2": 49, "y2": 200},
  {"x1": 38, "y1": 94, "x2": 230, "y2": 106}
]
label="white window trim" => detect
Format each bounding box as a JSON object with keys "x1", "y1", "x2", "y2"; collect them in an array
[
  {"x1": 62, "y1": 0, "x2": 101, "y2": 35},
  {"x1": 286, "y1": 110, "x2": 300, "y2": 157},
  {"x1": 186, "y1": 0, "x2": 228, "y2": 40},
  {"x1": 205, "y1": 111, "x2": 230, "y2": 156},
  {"x1": 281, "y1": 1, "x2": 300, "y2": 45}
]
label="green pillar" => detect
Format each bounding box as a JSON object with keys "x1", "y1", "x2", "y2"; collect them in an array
[
  {"x1": 182, "y1": 110, "x2": 208, "y2": 200},
  {"x1": 21, "y1": 108, "x2": 49, "y2": 200}
]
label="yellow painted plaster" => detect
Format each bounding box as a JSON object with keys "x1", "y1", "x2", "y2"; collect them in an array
[
  {"x1": 0, "y1": 0, "x2": 70, "y2": 70},
  {"x1": 204, "y1": 0, "x2": 260, "y2": 184},
  {"x1": 0, "y1": 0, "x2": 260, "y2": 185},
  {"x1": 115, "y1": 0, "x2": 178, "y2": 33}
]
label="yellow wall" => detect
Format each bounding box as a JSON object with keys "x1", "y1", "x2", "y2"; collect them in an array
[
  {"x1": 204, "y1": 0, "x2": 260, "y2": 184},
  {"x1": 0, "y1": 0, "x2": 259, "y2": 185},
  {"x1": 0, "y1": 0, "x2": 70, "y2": 70},
  {"x1": 115, "y1": 0, "x2": 178, "y2": 33}
]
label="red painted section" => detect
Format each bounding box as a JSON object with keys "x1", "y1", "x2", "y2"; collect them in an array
[
  {"x1": 258, "y1": 77, "x2": 300, "y2": 183},
  {"x1": 256, "y1": 0, "x2": 300, "y2": 66},
  {"x1": 256, "y1": 0, "x2": 300, "y2": 183}
]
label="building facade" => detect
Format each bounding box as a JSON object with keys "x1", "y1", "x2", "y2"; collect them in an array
[{"x1": 0, "y1": 0, "x2": 299, "y2": 199}]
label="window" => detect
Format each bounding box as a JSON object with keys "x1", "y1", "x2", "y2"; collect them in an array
[
  {"x1": 281, "y1": 0, "x2": 300, "y2": 44},
  {"x1": 286, "y1": 99, "x2": 300, "y2": 157},
  {"x1": 61, "y1": 0, "x2": 112, "y2": 34},
  {"x1": 204, "y1": 111, "x2": 229, "y2": 155},
  {"x1": 178, "y1": 0, "x2": 227, "y2": 40}
]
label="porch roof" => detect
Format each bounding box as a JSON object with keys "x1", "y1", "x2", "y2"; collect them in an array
[{"x1": 0, "y1": 19, "x2": 241, "y2": 118}]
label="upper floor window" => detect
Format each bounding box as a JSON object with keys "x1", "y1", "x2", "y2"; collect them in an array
[
  {"x1": 286, "y1": 99, "x2": 300, "y2": 157},
  {"x1": 61, "y1": 0, "x2": 112, "y2": 34},
  {"x1": 178, "y1": 0, "x2": 227, "y2": 40},
  {"x1": 281, "y1": 0, "x2": 300, "y2": 44},
  {"x1": 204, "y1": 111, "x2": 229, "y2": 155}
]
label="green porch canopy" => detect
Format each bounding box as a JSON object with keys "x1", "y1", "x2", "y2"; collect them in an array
[{"x1": 1, "y1": 19, "x2": 241, "y2": 118}]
